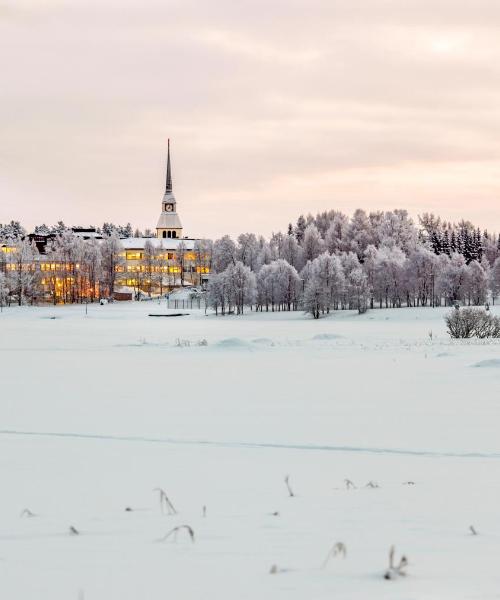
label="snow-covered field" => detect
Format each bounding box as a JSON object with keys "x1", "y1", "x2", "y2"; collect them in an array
[{"x1": 1, "y1": 302, "x2": 500, "y2": 599}]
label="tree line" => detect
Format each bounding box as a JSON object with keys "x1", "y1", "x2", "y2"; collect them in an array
[
  {"x1": 2, "y1": 209, "x2": 500, "y2": 316},
  {"x1": 206, "y1": 209, "x2": 500, "y2": 317}
]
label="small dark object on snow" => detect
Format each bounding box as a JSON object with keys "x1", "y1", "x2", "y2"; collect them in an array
[
  {"x1": 69, "y1": 526, "x2": 80, "y2": 536},
  {"x1": 159, "y1": 524, "x2": 195, "y2": 543},
  {"x1": 322, "y1": 542, "x2": 347, "y2": 568},
  {"x1": 384, "y1": 545, "x2": 408, "y2": 579},
  {"x1": 284, "y1": 475, "x2": 294, "y2": 497},
  {"x1": 20, "y1": 508, "x2": 36, "y2": 518},
  {"x1": 403, "y1": 481, "x2": 415, "y2": 485},
  {"x1": 125, "y1": 507, "x2": 133, "y2": 512},
  {"x1": 470, "y1": 525, "x2": 478, "y2": 535},
  {"x1": 153, "y1": 488, "x2": 177, "y2": 515},
  {"x1": 148, "y1": 313, "x2": 189, "y2": 317}
]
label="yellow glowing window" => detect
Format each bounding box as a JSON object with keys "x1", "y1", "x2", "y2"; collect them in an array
[{"x1": 126, "y1": 252, "x2": 143, "y2": 260}]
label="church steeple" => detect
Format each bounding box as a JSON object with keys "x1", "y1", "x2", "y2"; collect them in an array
[
  {"x1": 157, "y1": 139, "x2": 183, "y2": 240},
  {"x1": 165, "y1": 138, "x2": 172, "y2": 193}
]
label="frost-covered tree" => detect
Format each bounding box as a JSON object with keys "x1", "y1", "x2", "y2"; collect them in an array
[
  {"x1": 405, "y1": 246, "x2": 438, "y2": 307},
  {"x1": 281, "y1": 233, "x2": 304, "y2": 272},
  {"x1": 81, "y1": 239, "x2": 101, "y2": 302},
  {"x1": 100, "y1": 233, "x2": 124, "y2": 297},
  {"x1": 6, "y1": 238, "x2": 38, "y2": 305},
  {"x1": 324, "y1": 213, "x2": 349, "y2": 254},
  {"x1": 372, "y1": 245, "x2": 406, "y2": 308},
  {"x1": 208, "y1": 261, "x2": 256, "y2": 315},
  {"x1": 346, "y1": 209, "x2": 373, "y2": 259},
  {"x1": 489, "y1": 256, "x2": 500, "y2": 304},
  {"x1": 207, "y1": 271, "x2": 228, "y2": 315},
  {"x1": 193, "y1": 238, "x2": 213, "y2": 286},
  {"x1": 310, "y1": 252, "x2": 345, "y2": 312},
  {"x1": 237, "y1": 233, "x2": 260, "y2": 271},
  {"x1": 0, "y1": 271, "x2": 9, "y2": 310},
  {"x1": 464, "y1": 260, "x2": 488, "y2": 306},
  {"x1": 302, "y1": 224, "x2": 323, "y2": 262},
  {"x1": 436, "y1": 252, "x2": 468, "y2": 305},
  {"x1": 0, "y1": 221, "x2": 26, "y2": 240},
  {"x1": 256, "y1": 259, "x2": 301, "y2": 311},
  {"x1": 224, "y1": 261, "x2": 257, "y2": 314},
  {"x1": 212, "y1": 235, "x2": 237, "y2": 273},
  {"x1": 303, "y1": 276, "x2": 326, "y2": 319}
]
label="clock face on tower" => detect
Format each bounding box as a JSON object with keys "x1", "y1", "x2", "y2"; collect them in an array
[{"x1": 165, "y1": 204, "x2": 173, "y2": 212}]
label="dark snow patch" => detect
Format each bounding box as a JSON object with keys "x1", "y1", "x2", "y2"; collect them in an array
[
  {"x1": 471, "y1": 359, "x2": 500, "y2": 368},
  {"x1": 436, "y1": 352, "x2": 454, "y2": 358}
]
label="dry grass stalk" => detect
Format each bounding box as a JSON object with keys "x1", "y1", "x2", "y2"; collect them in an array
[
  {"x1": 365, "y1": 481, "x2": 379, "y2": 488},
  {"x1": 69, "y1": 526, "x2": 80, "y2": 536},
  {"x1": 20, "y1": 508, "x2": 36, "y2": 518},
  {"x1": 384, "y1": 545, "x2": 408, "y2": 579},
  {"x1": 322, "y1": 542, "x2": 347, "y2": 568},
  {"x1": 470, "y1": 525, "x2": 478, "y2": 535},
  {"x1": 154, "y1": 488, "x2": 177, "y2": 515},
  {"x1": 159, "y1": 524, "x2": 195, "y2": 543},
  {"x1": 284, "y1": 475, "x2": 294, "y2": 497},
  {"x1": 344, "y1": 478, "x2": 356, "y2": 490},
  {"x1": 202, "y1": 505, "x2": 207, "y2": 518}
]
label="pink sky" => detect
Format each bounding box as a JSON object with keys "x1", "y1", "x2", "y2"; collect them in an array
[{"x1": 1, "y1": 0, "x2": 500, "y2": 238}]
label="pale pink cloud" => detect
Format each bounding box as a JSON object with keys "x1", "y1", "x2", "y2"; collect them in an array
[{"x1": 1, "y1": 0, "x2": 500, "y2": 237}]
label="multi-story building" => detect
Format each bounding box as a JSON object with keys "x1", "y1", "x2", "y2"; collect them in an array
[{"x1": 0, "y1": 142, "x2": 211, "y2": 303}]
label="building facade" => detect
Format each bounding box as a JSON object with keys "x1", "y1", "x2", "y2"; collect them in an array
[{"x1": 0, "y1": 142, "x2": 211, "y2": 303}]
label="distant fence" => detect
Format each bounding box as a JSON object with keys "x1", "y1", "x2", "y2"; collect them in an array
[{"x1": 164, "y1": 298, "x2": 207, "y2": 310}]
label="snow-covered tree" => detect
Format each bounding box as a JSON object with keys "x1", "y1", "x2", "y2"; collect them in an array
[
  {"x1": 212, "y1": 235, "x2": 237, "y2": 273},
  {"x1": 436, "y1": 252, "x2": 468, "y2": 305},
  {"x1": 100, "y1": 233, "x2": 124, "y2": 297},
  {"x1": 302, "y1": 224, "x2": 323, "y2": 262},
  {"x1": 6, "y1": 238, "x2": 38, "y2": 305},
  {"x1": 256, "y1": 259, "x2": 301, "y2": 311},
  {"x1": 489, "y1": 256, "x2": 500, "y2": 304},
  {"x1": 225, "y1": 261, "x2": 257, "y2": 314},
  {"x1": 0, "y1": 271, "x2": 9, "y2": 310},
  {"x1": 237, "y1": 233, "x2": 260, "y2": 271},
  {"x1": 464, "y1": 260, "x2": 488, "y2": 306}
]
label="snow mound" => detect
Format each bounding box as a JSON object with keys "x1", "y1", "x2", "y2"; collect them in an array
[
  {"x1": 471, "y1": 359, "x2": 500, "y2": 368},
  {"x1": 252, "y1": 337, "x2": 274, "y2": 346},
  {"x1": 312, "y1": 333, "x2": 343, "y2": 341},
  {"x1": 216, "y1": 337, "x2": 251, "y2": 348}
]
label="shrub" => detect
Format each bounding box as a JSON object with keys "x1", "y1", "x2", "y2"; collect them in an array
[{"x1": 445, "y1": 308, "x2": 500, "y2": 339}]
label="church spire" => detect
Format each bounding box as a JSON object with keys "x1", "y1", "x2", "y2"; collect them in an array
[{"x1": 165, "y1": 138, "x2": 172, "y2": 193}]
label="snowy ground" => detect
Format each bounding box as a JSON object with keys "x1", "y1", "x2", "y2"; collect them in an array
[{"x1": 1, "y1": 302, "x2": 500, "y2": 599}]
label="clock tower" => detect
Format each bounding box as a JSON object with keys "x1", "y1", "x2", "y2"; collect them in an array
[{"x1": 156, "y1": 139, "x2": 183, "y2": 240}]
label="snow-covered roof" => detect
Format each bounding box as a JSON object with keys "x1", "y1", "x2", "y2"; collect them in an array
[
  {"x1": 156, "y1": 211, "x2": 183, "y2": 229},
  {"x1": 72, "y1": 231, "x2": 102, "y2": 239},
  {"x1": 119, "y1": 237, "x2": 196, "y2": 250}
]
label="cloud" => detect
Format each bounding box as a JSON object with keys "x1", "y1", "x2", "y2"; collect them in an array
[{"x1": 1, "y1": 0, "x2": 500, "y2": 236}]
